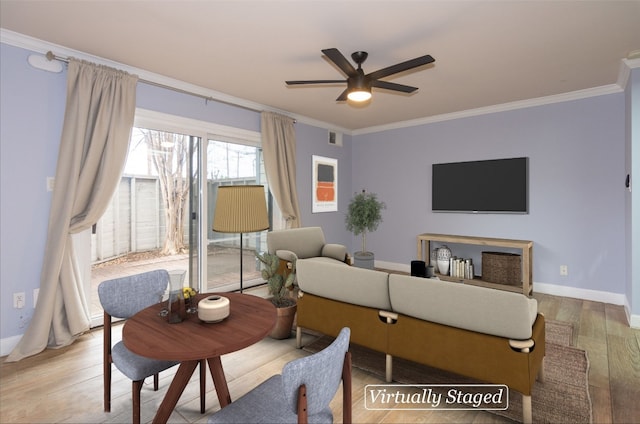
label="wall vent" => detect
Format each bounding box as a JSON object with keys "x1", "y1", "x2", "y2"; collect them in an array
[{"x1": 328, "y1": 130, "x2": 343, "y2": 146}]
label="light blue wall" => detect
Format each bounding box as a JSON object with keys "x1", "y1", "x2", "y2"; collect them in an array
[
  {"x1": 1, "y1": 44, "x2": 66, "y2": 339},
  {"x1": 351, "y1": 95, "x2": 627, "y2": 293}
]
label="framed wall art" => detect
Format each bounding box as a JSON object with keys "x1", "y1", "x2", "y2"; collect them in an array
[{"x1": 312, "y1": 155, "x2": 337, "y2": 213}]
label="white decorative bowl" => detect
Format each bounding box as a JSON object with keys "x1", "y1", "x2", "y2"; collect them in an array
[{"x1": 198, "y1": 295, "x2": 230, "y2": 323}]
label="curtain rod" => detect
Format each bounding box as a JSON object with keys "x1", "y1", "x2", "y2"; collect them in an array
[
  {"x1": 46, "y1": 51, "x2": 219, "y2": 104},
  {"x1": 45, "y1": 50, "x2": 296, "y2": 123}
]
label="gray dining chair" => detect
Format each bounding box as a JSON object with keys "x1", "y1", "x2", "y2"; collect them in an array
[
  {"x1": 207, "y1": 327, "x2": 352, "y2": 424},
  {"x1": 98, "y1": 269, "x2": 204, "y2": 424}
]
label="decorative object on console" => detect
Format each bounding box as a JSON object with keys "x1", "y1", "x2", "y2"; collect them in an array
[
  {"x1": 411, "y1": 260, "x2": 426, "y2": 277},
  {"x1": 425, "y1": 266, "x2": 435, "y2": 278},
  {"x1": 212, "y1": 185, "x2": 270, "y2": 293},
  {"x1": 430, "y1": 249, "x2": 438, "y2": 268},
  {"x1": 198, "y1": 295, "x2": 230, "y2": 323},
  {"x1": 450, "y1": 257, "x2": 474, "y2": 279},
  {"x1": 345, "y1": 189, "x2": 386, "y2": 269},
  {"x1": 436, "y1": 245, "x2": 451, "y2": 275},
  {"x1": 482, "y1": 251, "x2": 522, "y2": 285}
]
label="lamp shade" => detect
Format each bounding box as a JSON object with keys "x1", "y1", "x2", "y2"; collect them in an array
[{"x1": 212, "y1": 185, "x2": 270, "y2": 233}]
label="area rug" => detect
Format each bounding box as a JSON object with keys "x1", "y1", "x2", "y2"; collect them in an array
[{"x1": 303, "y1": 320, "x2": 592, "y2": 423}]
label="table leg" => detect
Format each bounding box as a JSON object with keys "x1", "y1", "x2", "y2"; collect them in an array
[
  {"x1": 207, "y1": 356, "x2": 232, "y2": 407},
  {"x1": 200, "y1": 359, "x2": 206, "y2": 413},
  {"x1": 152, "y1": 360, "x2": 198, "y2": 424}
]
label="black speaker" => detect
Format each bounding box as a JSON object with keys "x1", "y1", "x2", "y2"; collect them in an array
[{"x1": 411, "y1": 260, "x2": 426, "y2": 277}]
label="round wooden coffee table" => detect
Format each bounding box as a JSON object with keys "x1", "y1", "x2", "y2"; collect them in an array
[{"x1": 123, "y1": 292, "x2": 276, "y2": 423}]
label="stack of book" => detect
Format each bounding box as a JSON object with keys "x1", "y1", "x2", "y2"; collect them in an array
[{"x1": 449, "y1": 257, "x2": 474, "y2": 279}]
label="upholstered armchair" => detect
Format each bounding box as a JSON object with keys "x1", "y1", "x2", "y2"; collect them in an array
[{"x1": 267, "y1": 227, "x2": 350, "y2": 268}]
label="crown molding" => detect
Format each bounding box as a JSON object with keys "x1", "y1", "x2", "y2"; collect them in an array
[{"x1": 353, "y1": 83, "x2": 623, "y2": 136}]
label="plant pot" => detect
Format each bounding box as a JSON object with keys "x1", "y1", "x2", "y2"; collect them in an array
[
  {"x1": 354, "y1": 251, "x2": 374, "y2": 269},
  {"x1": 269, "y1": 302, "x2": 297, "y2": 339}
]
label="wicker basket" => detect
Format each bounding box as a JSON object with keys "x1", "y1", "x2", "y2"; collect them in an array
[{"x1": 481, "y1": 251, "x2": 521, "y2": 285}]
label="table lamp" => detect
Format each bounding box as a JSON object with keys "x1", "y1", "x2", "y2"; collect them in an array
[{"x1": 212, "y1": 185, "x2": 269, "y2": 293}]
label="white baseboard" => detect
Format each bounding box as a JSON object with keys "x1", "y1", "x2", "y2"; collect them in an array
[
  {"x1": 533, "y1": 282, "x2": 627, "y2": 305},
  {"x1": 374, "y1": 260, "x2": 639, "y2": 328}
]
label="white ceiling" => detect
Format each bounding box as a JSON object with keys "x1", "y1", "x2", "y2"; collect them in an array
[{"x1": 1, "y1": 1, "x2": 639, "y2": 131}]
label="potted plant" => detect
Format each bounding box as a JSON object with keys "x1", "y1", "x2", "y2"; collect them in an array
[
  {"x1": 256, "y1": 251, "x2": 297, "y2": 339},
  {"x1": 345, "y1": 190, "x2": 386, "y2": 269}
]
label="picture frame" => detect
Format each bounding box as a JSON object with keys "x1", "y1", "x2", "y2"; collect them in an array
[{"x1": 312, "y1": 155, "x2": 338, "y2": 213}]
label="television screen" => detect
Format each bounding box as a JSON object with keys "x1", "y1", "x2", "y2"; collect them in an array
[{"x1": 432, "y1": 157, "x2": 528, "y2": 213}]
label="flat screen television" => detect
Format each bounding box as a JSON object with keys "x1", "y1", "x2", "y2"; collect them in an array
[{"x1": 432, "y1": 157, "x2": 529, "y2": 213}]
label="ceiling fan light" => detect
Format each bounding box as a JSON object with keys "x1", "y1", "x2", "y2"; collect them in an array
[{"x1": 347, "y1": 89, "x2": 372, "y2": 102}]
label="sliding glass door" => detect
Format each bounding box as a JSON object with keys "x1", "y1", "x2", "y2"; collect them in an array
[{"x1": 90, "y1": 111, "x2": 272, "y2": 324}]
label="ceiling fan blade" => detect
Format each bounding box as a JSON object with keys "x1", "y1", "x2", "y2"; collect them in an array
[
  {"x1": 367, "y1": 54, "x2": 435, "y2": 80},
  {"x1": 336, "y1": 88, "x2": 349, "y2": 102},
  {"x1": 371, "y1": 80, "x2": 418, "y2": 93},
  {"x1": 322, "y1": 48, "x2": 358, "y2": 77},
  {"x1": 286, "y1": 80, "x2": 346, "y2": 85}
]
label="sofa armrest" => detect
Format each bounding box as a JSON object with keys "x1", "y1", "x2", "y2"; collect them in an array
[
  {"x1": 275, "y1": 249, "x2": 298, "y2": 263},
  {"x1": 322, "y1": 244, "x2": 348, "y2": 262}
]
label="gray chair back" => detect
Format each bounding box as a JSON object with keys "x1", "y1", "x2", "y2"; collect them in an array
[
  {"x1": 98, "y1": 269, "x2": 169, "y2": 319},
  {"x1": 281, "y1": 327, "x2": 350, "y2": 416}
]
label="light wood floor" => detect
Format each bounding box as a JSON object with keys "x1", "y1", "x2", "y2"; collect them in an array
[{"x1": 0, "y1": 292, "x2": 638, "y2": 423}]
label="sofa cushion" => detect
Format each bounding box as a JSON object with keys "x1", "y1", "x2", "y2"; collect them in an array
[
  {"x1": 388, "y1": 274, "x2": 537, "y2": 340},
  {"x1": 296, "y1": 258, "x2": 391, "y2": 310}
]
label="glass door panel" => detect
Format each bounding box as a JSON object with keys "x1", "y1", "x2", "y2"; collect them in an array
[
  {"x1": 90, "y1": 127, "x2": 193, "y2": 322},
  {"x1": 206, "y1": 139, "x2": 267, "y2": 292}
]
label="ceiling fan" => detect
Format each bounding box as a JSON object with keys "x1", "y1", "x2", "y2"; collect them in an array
[{"x1": 286, "y1": 48, "x2": 435, "y2": 102}]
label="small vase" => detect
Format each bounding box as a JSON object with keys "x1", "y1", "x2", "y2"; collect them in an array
[
  {"x1": 167, "y1": 270, "x2": 187, "y2": 324},
  {"x1": 168, "y1": 290, "x2": 186, "y2": 324},
  {"x1": 436, "y1": 245, "x2": 452, "y2": 275}
]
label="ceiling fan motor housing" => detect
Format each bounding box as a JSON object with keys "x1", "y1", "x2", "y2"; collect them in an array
[{"x1": 351, "y1": 51, "x2": 368, "y2": 67}]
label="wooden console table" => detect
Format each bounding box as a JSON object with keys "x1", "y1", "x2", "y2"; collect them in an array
[{"x1": 417, "y1": 233, "x2": 533, "y2": 295}]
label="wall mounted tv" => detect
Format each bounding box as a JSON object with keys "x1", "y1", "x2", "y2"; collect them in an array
[{"x1": 432, "y1": 157, "x2": 529, "y2": 213}]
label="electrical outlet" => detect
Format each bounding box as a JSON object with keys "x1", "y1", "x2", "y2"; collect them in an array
[
  {"x1": 560, "y1": 265, "x2": 568, "y2": 276},
  {"x1": 13, "y1": 292, "x2": 25, "y2": 309}
]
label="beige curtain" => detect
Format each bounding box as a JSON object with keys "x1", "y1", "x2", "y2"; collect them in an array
[
  {"x1": 261, "y1": 111, "x2": 302, "y2": 228},
  {"x1": 7, "y1": 59, "x2": 138, "y2": 362}
]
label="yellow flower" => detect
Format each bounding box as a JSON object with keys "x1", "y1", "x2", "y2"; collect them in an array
[{"x1": 182, "y1": 287, "x2": 197, "y2": 299}]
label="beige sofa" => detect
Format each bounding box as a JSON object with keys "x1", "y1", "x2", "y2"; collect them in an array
[{"x1": 295, "y1": 258, "x2": 545, "y2": 424}]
